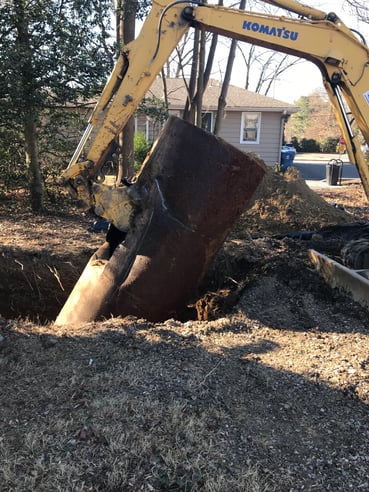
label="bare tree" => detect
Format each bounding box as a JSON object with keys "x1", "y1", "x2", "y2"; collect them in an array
[
  {"x1": 225, "y1": 37, "x2": 303, "y2": 96},
  {"x1": 214, "y1": 0, "x2": 246, "y2": 134},
  {"x1": 182, "y1": 28, "x2": 200, "y2": 123},
  {"x1": 159, "y1": 0, "x2": 305, "y2": 134},
  {"x1": 344, "y1": 0, "x2": 369, "y2": 23},
  {"x1": 224, "y1": 0, "x2": 304, "y2": 95}
]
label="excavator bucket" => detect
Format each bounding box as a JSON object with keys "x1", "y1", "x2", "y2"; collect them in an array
[{"x1": 55, "y1": 116, "x2": 266, "y2": 325}]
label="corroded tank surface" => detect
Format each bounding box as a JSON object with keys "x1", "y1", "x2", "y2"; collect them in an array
[{"x1": 55, "y1": 116, "x2": 266, "y2": 325}]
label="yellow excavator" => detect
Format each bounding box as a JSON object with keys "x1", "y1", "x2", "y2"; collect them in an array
[{"x1": 56, "y1": 0, "x2": 369, "y2": 325}]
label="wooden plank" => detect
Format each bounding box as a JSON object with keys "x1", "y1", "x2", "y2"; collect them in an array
[{"x1": 309, "y1": 249, "x2": 369, "y2": 309}]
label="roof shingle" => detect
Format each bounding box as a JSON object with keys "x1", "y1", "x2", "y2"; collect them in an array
[{"x1": 146, "y1": 77, "x2": 298, "y2": 113}]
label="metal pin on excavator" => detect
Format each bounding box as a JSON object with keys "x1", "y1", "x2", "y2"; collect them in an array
[{"x1": 55, "y1": 0, "x2": 369, "y2": 325}]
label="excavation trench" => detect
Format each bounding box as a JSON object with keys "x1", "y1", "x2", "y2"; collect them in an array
[{"x1": 0, "y1": 238, "x2": 256, "y2": 323}]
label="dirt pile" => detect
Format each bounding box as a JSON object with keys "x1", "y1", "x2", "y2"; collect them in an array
[
  {"x1": 195, "y1": 168, "x2": 360, "y2": 321},
  {"x1": 238, "y1": 167, "x2": 352, "y2": 237}
]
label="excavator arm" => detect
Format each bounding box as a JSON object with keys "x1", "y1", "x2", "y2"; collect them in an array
[{"x1": 190, "y1": 1, "x2": 369, "y2": 194}]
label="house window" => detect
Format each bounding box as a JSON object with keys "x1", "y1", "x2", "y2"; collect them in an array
[
  {"x1": 201, "y1": 112, "x2": 212, "y2": 132},
  {"x1": 240, "y1": 112, "x2": 261, "y2": 144}
]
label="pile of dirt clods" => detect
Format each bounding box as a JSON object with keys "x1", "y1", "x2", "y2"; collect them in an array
[
  {"x1": 196, "y1": 168, "x2": 364, "y2": 318},
  {"x1": 237, "y1": 167, "x2": 352, "y2": 237}
]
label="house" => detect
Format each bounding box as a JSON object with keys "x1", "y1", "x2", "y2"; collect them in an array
[{"x1": 135, "y1": 77, "x2": 299, "y2": 166}]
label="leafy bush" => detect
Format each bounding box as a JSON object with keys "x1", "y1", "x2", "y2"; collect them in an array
[
  {"x1": 134, "y1": 132, "x2": 152, "y2": 171},
  {"x1": 289, "y1": 136, "x2": 340, "y2": 153},
  {"x1": 137, "y1": 97, "x2": 168, "y2": 124},
  {"x1": 290, "y1": 136, "x2": 300, "y2": 152},
  {"x1": 299, "y1": 138, "x2": 321, "y2": 153},
  {"x1": 0, "y1": 133, "x2": 27, "y2": 190},
  {"x1": 320, "y1": 137, "x2": 338, "y2": 153}
]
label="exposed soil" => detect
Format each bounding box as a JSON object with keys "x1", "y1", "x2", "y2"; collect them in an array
[{"x1": 1, "y1": 168, "x2": 369, "y2": 491}]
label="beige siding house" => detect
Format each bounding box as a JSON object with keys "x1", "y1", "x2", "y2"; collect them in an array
[{"x1": 135, "y1": 77, "x2": 298, "y2": 166}]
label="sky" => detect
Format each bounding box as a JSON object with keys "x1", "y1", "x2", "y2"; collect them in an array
[
  {"x1": 135, "y1": 1, "x2": 367, "y2": 104},
  {"x1": 227, "y1": 0, "x2": 369, "y2": 104}
]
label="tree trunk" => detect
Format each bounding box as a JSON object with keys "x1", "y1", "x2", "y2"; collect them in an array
[
  {"x1": 213, "y1": 0, "x2": 245, "y2": 135},
  {"x1": 213, "y1": 39, "x2": 236, "y2": 135},
  {"x1": 117, "y1": 0, "x2": 136, "y2": 178},
  {"x1": 195, "y1": 31, "x2": 206, "y2": 127},
  {"x1": 24, "y1": 110, "x2": 43, "y2": 212},
  {"x1": 183, "y1": 28, "x2": 200, "y2": 123},
  {"x1": 14, "y1": 0, "x2": 44, "y2": 211},
  {"x1": 186, "y1": 0, "x2": 222, "y2": 127}
]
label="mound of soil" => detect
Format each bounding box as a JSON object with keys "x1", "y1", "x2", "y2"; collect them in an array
[{"x1": 239, "y1": 167, "x2": 352, "y2": 236}]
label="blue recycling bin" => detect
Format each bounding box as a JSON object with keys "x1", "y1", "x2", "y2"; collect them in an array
[{"x1": 280, "y1": 148, "x2": 295, "y2": 171}]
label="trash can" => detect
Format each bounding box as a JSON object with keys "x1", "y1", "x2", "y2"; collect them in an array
[
  {"x1": 280, "y1": 149, "x2": 294, "y2": 171},
  {"x1": 326, "y1": 158, "x2": 343, "y2": 185}
]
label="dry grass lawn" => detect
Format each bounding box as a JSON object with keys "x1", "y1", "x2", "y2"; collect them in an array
[{"x1": 1, "y1": 169, "x2": 369, "y2": 491}]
